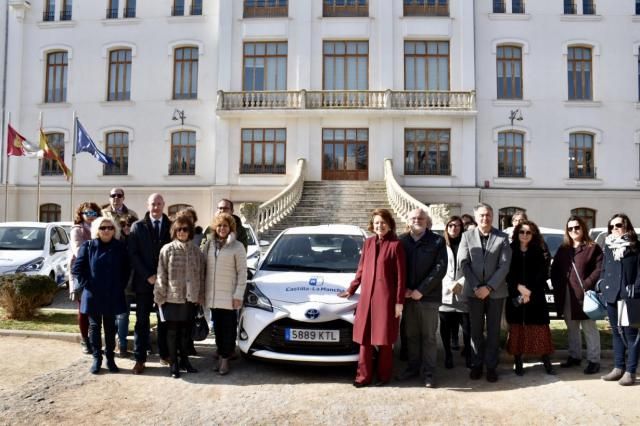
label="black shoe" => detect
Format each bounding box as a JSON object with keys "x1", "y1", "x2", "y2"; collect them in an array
[
  {"x1": 583, "y1": 361, "x2": 600, "y2": 375},
  {"x1": 514, "y1": 356, "x2": 524, "y2": 376},
  {"x1": 187, "y1": 346, "x2": 198, "y2": 356},
  {"x1": 352, "y1": 381, "x2": 368, "y2": 388},
  {"x1": 106, "y1": 358, "x2": 119, "y2": 373},
  {"x1": 542, "y1": 356, "x2": 556, "y2": 375},
  {"x1": 560, "y1": 357, "x2": 581, "y2": 368},
  {"x1": 81, "y1": 338, "x2": 92, "y2": 355},
  {"x1": 90, "y1": 358, "x2": 102, "y2": 375},
  {"x1": 170, "y1": 364, "x2": 181, "y2": 379},
  {"x1": 424, "y1": 375, "x2": 436, "y2": 388},
  {"x1": 373, "y1": 380, "x2": 389, "y2": 387},
  {"x1": 486, "y1": 368, "x2": 498, "y2": 383},
  {"x1": 396, "y1": 369, "x2": 419, "y2": 381},
  {"x1": 469, "y1": 367, "x2": 483, "y2": 380},
  {"x1": 179, "y1": 360, "x2": 198, "y2": 373},
  {"x1": 444, "y1": 355, "x2": 454, "y2": 370}
]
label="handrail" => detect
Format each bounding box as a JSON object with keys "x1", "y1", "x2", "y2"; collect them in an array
[
  {"x1": 384, "y1": 158, "x2": 430, "y2": 226},
  {"x1": 256, "y1": 158, "x2": 306, "y2": 233}
]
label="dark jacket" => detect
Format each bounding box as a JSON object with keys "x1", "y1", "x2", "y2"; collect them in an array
[
  {"x1": 599, "y1": 243, "x2": 640, "y2": 303},
  {"x1": 505, "y1": 244, "x2": 550, "y2": 325},
  {"x1": 399, "y1": 230, "x2": 447, "y2": 303},
  {"x1": 128, "y1": 212, "x2": 172, "y2": 294},
  {"x1": 551, "y1": 243, "x2": 603, "y2": 320},
  {"x1": 72, "y1": 238, "x2": 129, "y2": 316}
]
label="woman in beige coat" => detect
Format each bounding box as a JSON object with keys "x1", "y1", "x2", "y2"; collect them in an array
[
  {"x1": 155, "y1": 216, "x2": 204, "y2": 378},
  {"x1": 202, "y1": 213, "x2": 247, "y2": 375}
]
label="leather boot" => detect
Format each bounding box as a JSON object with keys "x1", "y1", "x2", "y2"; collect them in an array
[
  {"x1": 106, "y1": 356, "x2": 119, "y2": 373},
  {"x1": 170, "y1": 363, "x2": 181, "y2": 378},
  {"x1": 542, "y1": 355, "x2": 556, "y2": 375},
  {"x1": 90, "y1": 356, "x2": 102, "y2": 374},
  {"x1": 514, "y1": 355, "x2": 524, "y2": 376}
]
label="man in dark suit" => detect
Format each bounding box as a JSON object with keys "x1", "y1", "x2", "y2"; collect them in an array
[
  {"x1": 458, "y1": 202, "x2": 512, "y2": 383},
  {"x1": 128, "y1": 193, "x2": 172, "y2": 374}
]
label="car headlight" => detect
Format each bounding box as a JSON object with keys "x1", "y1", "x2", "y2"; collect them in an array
[
  {"x1": 244, "y1": 282, "x2": 273, "y2": 312},
  {"x1": 16, "y1": 257, "x2": 45, "y2": 273}
]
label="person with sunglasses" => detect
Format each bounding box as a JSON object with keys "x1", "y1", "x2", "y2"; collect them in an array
[
  {"x1": 68, "y1": 202, "x2": 103, "y2": 354},
  {"x1": 101, "y1": 187, "x2": 138, "y2": 223},
  {"x1": 155, "y1": 216, "x2": 204, "y2": 378},
  {"x1": 505, "y1": 220, "x2": 555, "y2": 376},
  {"x1": 114, "y1": 214, "x2": 137, "y2": 358},
  {"x1": 72, "y1": 217, "x2": 130, "y2": 374},
  {"x1": 599, "y1": 213, "x2": 640, "y2": 386},
  {"x1": 550, "y1": 216, "x2": 603, "y2": 375}
]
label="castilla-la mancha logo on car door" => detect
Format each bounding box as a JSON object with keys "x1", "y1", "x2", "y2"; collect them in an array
[{"x1": 305, "y1": 309, "x2": 320, "y2": 320}]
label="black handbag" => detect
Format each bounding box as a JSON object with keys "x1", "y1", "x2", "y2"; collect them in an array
[{"x1": 192, "y1": 305, "x2": 210, "y2": 341}]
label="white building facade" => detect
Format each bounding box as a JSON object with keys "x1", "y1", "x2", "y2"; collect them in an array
[{"x1": 1, "y1": 0, "x2": 638, "y2": 230}]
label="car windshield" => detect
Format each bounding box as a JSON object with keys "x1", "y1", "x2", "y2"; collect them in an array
[
  {"x1": 543, "y1": 233, "x2": 564, "y2": 257},
  {"x1": 0, "y1": 227, "x2": 46, "y2": 250},
  {"x1": 262, "y1": 233, "x2": 364, "y2": 273}
]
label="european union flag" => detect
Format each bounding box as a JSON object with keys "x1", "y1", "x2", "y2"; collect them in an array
[{"x1": 75, "y1": 118, "x2": 114, "y2": 165}]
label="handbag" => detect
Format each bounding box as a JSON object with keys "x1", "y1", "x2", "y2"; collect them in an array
[
  {"x1": 192, "y1": 305, "x2": 210, "y2": 341},
  {"x1": 618, "y1": 285, "x2": 640, "y2": 329},
  {"x1": 572, "y1": 262, "x2": 607, "y2": 320}
]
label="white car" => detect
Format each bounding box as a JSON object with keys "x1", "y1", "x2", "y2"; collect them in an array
[
  {"x1": 244, "y1": 224, "x2": 269, "y2": 270},
  {"x1": 0, "y1": 222, "x2": 70, "y2": 286},
  {"x1": 238, "y1": 224, "x2": 366, "y2": 364}
]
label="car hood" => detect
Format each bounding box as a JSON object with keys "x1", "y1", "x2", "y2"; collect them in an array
[
  {"x1": 0, "y1": 249, "x2": 43, "y2": 273},
  {"x1": 253, "y1": 271, "x2": 358, "y2": 304}
]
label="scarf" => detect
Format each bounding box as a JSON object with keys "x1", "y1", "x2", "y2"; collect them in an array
[{"x1": 605, "y1": 234, "x2": 632, "y2": 261}]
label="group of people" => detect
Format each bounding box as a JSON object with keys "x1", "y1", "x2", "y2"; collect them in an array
[
  {"x1": 341, "y1": 203, "x2": 639, "y2": 388},
  {"x1": 66, "y1": 190, "x2": 639, "y2": 388},
  {"x1": 68, "y1": 188, "x2": 248, "y2": 378}
]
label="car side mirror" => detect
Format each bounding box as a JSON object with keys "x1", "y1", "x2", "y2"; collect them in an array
[
  {"x1": 54, "y1": 243, "x2": 68, "y2": 253},
  {"x1": 259, "y1": 240, "x2": 269, "y2": 247}
]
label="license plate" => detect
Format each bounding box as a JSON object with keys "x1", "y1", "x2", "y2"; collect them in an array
[
  {"x1": 285, "y1": 328, "x2": 340, "y2": 342},
  {"x1": 545, "y1": 294, "x2": 555, "y2": 303}
]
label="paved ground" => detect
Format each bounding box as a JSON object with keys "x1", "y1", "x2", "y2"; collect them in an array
[{"x1": 0, "y1": 335, "x2": 638, "y2": 425}]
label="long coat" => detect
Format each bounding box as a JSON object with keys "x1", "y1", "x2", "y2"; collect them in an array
[
  {"x1": 202, "y1": 234, "x2": 247, "y2": 310},
  {"x1": 128, "y1": 212, "x2": 172, "y2": 294},
  {"x1": 346, "y1": 233, "x2": 406, "y2": 346},
  {"x1": 550, "y1": 243, "x2": 603, "y2": 320},
  {"x1": 72, "y1": 238, "x2": 130, "y2": 316},
  {"x1": 599, "y1": 243, "x2": 640, "y2": 304},
  {"x1": 505, "y1": 244, "x2": 550, "y2": 325}
]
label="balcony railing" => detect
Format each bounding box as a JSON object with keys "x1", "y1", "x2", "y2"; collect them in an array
[
  {"x1": 405, "y1": 164, "x2": 451, "y2": 176},
  {"x1": 569, "y1": 166, "x2": 596, "y2": 179},
  {"x1": 168, "y1": 164, "x2": 195, "y2": 175},
  {"x1": 243, "y1": 5, "x2": 288, "y2": 18},
  {"x1": 106, "y1": 8, "x2": 118, "y2": 19},
  {"x1": 403, "y1": 2, "x2": 449, "y2": 17},
  {"x1": 218, "y1": 90, "x2": 475, "y2": 111},
  {"x1": 323, "y1": 2, "x2": 368, "y2": 17},
  {"x1": 498, "y1": 166, "x2": 526, "y2": 178},
  {"x1": 256, "y1": 158, "x2": 306, "y2": 233},
  {"x1": 59, "y1": 9, "x2": 72, "y2": 21},
  {"x1": 43, "y1": 10, "x2": 55, "y2": 22},
  {"x1": 124, "y1": 7, "x2": 136, "y2": 18},
  {"x1": 241, "y1": 164, "x2": 286, "y2": 175},
  {"x1": 384, "y1": 158, "x2": 430, "y2": 227}
]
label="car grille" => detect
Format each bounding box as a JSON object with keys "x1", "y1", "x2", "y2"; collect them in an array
[{"x1": 251, "y1": 318, "x2": 359, "y2": 356}]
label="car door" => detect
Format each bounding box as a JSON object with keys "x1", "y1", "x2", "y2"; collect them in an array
[{"x1": 49, "y1": 227, "x2": 69, "y2": 284}]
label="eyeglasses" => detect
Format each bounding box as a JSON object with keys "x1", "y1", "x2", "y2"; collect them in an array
[
  {"x1": 120, "y1": 223, "x2": 131, "y2": 228},
  {"x1": 176, "y1": 227, "x2": 189, "y2": 233},
  {"x1": 447, "y1": 223, "x2": 461, "y2": 228},
  {"x1": 609, "y1": 222, "x2": 625, "y2": 229},
  {"x1": 110, "y1": 193, "x2": 124, "y2": 198},
  {"x1": 99, "y1": 226, "x2": 115, "y2": 231},
  {"x1": 82, "y1": 211, "x2": 97, "y2": 217},
  {"x1": 567, "y1": 226, "x2": 581, "y2": 232},
  {"x1": 519, "y1": 230, "x2": 532, "y2": 235}
]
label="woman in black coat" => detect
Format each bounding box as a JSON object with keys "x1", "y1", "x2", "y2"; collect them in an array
[
  {"x1": 505, "y1": 220, "x2": 555, "y2": 376},
  {"x1": 599, "y1": 213, "x2": 640, "y2": 386},
  {"x1": 72, "y1": 217, "x2": 130, "y2": 375}
]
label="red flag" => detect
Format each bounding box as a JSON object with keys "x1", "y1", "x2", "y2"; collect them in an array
[
  {"x1": 7, "y1": 124, "x2": 26, "y2": 156},
  {"x1": 39, "y1": 129, "x2": 72, "y2": 180}
]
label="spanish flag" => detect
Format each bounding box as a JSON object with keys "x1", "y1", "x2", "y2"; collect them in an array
[
  {"x1": 6, "y1": 124, "x2": 42, "y2": 157},
  {"x1": 40, "y1": 129, "x2": 72, "y2": 180}
]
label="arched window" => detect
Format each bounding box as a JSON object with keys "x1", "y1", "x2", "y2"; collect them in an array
[
  {"x1": 45, "y1": 51, "x2": 68, "y2": 103},
  {"x1": 104, "y1": 131, "x2": 129, "y2": 175},
  {"x1": 568, "y1": 46, "x2": 592, "y2": 100},
  {"x1": 168, "y1": 204, "x2": 192, "y2": 219},
  {"x1": 173, "y1": 46, "x2": 198, "y2": 99},
  {"x1": 496, "y1": 45, "x2": 522, "y2": 99},
  {"x1": 40, "y1": 203, "x2": 61, "y2": 222},
  {"x1": 498, "y1": 206, "x2": 525, "y2": 230},
  {"x1": 571, "y1": 207, "x2": 596, "y2": 231},
  {"x1": 107, "y1": 49, "x2": 132, "y2": 101},
  {"x1": 498, "y1": 131, "x2": 525, "y2": 177},
  {"x1": 169, "y1": 131, "x2": 196, "y2": 175},
  {"x1": 41, "y1": 133, "x2": 65, "y2": 176}
]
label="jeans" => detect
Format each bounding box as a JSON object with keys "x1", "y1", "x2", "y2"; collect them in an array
[
  {"x1": 607, "y1": 302, "x2": 640, "y2": 374},
  {"x1": 115, "y1": 299, "x2": 131, "y2": 351},
  {"x1": 88, "y1": 313, "x2": 116, "y2": 360},
  {"x1": 134, "y1": 293, "x2": 153, "y2": 362}
]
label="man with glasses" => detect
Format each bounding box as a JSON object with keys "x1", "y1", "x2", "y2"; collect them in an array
[
  {"x1": 102, "y1": 187, "x2": 138, "y2": 222},
  {"x1": 397, "y1": 208, "x2": 447, "y2": 388},
  {"x1": 201, "y1": 198, "x2": 248, "y2": 251},
  {"x1": 458, "y1": 202, "x2": 512, "y2": 383},
  {"x1": 128, "y1": 193, "x2": 172, "y2": 374}
]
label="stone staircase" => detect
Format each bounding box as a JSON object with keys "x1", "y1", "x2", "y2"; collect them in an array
[{"x1": 259, "y1": 181, "x2": 404, "y2": 242}]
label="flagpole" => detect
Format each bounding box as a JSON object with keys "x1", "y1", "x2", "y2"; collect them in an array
[
  {"x1": 4, "y1": 112, "x2": 10, "y2": 221},
  {"x1": 70, "y1": 111, "x2": 76, "y2": 220},
  {"x1": 36, "y1": 111, "x2": 42, "y2": 221}
]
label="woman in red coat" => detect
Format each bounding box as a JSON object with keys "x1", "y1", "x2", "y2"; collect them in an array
[{"x1": 339, "y1": 208, "x2": 406, "y2": 387}]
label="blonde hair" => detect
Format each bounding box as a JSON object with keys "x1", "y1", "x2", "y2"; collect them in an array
[
  {"x1": 90, "y1": 217, "x2": 121, "y2": 240},
  {"x1": 211, "y1": 213, "x2": 236, "y2": 239}
]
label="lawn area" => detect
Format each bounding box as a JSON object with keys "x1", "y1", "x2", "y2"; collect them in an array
[
  {"x1": 0, "y1": 309, "x2": 157, "y2": 334},
  {"x1": 549, "y1": 319, "x2": 612, "y2": 350}
]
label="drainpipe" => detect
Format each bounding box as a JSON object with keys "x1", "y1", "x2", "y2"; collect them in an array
[
  {"x1": 0, "y1": 1, "x2": 9, "y2": 185},
  {"x1": 471, "y1": 0, "x2": 481, "y2": 203}
]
